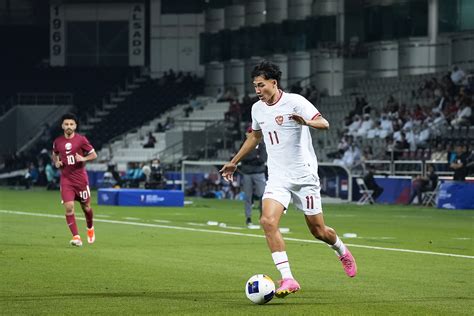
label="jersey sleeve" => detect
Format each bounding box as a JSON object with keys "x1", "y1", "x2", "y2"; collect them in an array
[
  {"x1": 52, "y1": 139, "x2": 59, "y2": 154},
  {"x1": 81, "y1": 136, "x2": 95, "y2": 155},
  {"x1": 251, "y1": 103, "x2": 261, "y2": 131},
  {"x1": 296, "y1": 94, "x2": 320, "y2": 120}
]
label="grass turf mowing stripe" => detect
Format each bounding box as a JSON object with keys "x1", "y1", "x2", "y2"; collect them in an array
[{"x1": 1, "y1": 209, "x2": 473, "y2": 260}]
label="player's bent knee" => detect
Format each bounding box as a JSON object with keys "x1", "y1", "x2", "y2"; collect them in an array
[{"x1": 259, "y1": 216, "x2": 277, "y2": 229}]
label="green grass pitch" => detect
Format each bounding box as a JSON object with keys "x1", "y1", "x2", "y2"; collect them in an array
[{"x1": 0, "y1": 188, "x2": 473, "y2": 315}]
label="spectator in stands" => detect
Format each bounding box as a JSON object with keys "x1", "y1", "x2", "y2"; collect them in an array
[
  {"x1": 431, "y1": 143, "x2": 447, "y2": 162},
  {"x1": 349, "y1": 97, "x2": 364, "y2": 118},
  {"x1": 355, "y1": 114, "x2": 374, "y2": 138},
  {"x1": 407, "y1": 165, "x2": 438, "y2": 205},
  {"x1": 403, "y1": 126, "x2": 417, "y2": 151},
  {"x1": 24, "y1": 162, "x2": 38, "y2": 189},
  {"x1": 334, "y1": 138, "x2": 361, "y2": 171},
  {"x1": 394, "y1": 132, "x2": 409, "y2": 151},
  {"x1": 392, "y1": 123, "x2": 402, "y2": 142},
  {"x1": 450, "y1": 144, "x2": 469, "y2": 181},
  {"x1": 431, "y1": 111, "x2": 447, "y2": 134},
  {"x1": 164, "y1": 116, "x2": 175, "y2": 130},
  {"x1": 416, "y1": 123, "x2": 431, "y2": 148},
  {"x1": 155, "y1": 122, "x2": 165, "y2": 133},
  {"x1": 143, "y1": 132, "x2": 157, "y2": 148},
  {"x1": 45, "y1": 159, "x2": 58, "y2": 190},
  {"x1": 384, "y1": 136, "x2": 396, "y2": 159},
  {"x1": 450, "y1": 102, "x2": 472, "y2": 127},
  {"x1": 224, "y1": 99, "x2": 241, "y2": 122},
  {"x1": 216, "y1": 88, "x2": 224, "y2": 101},
  {"x1": 143, "y1": 158, "x2": 166, "y2": 189},
  {"x1": 123, "y1": 162, "x2": 144, "y2": 188},
  {"x1": 466, "y1": 74, "x2": 474, "y2": 94},
  {"x1": 450, "y1": 65, "x2": 466, "y2": 86},
  {"x1": 290, "y1": 81, "x2": 303, "y2": 94},
  {"x1": 347, "y1": 115, "x2": 362, "y2": 136},
  {"x1": 413, "y1": 104, "x2": 426, "y2": 122},
  {"x1": 363, "y1": 165, "x2": 384, "y2": 202},
  {"x1": 380, "y1": 114, "x2": 393, "y2": 134},
  {"x1": 327, "y1": 135, "x2": 349, "y2": 159},
  {"x1": 103, "y1": 164, "x2": 122, "y2": 188},
  {"x1": 386, "y1": 95, "x2": 397, "y2": 111},
  {"x1": 361, "y1": 146, "x2": 374, "y2": 162}
]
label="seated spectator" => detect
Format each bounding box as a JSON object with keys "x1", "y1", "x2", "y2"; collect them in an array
[
  {"x1": 403, "y1": 127, "x2": 417, "y2": 151},
  {"x1": 103, "y1": 164, "x2": 122, "y2": 188},
  {"x1": 430, "y1": 143, "x2": 447, "y2": 161},
  {"x1": 45, "y1": 160, "x2": 59, "y2": 190},
  {"x1": 224, "y1": 99, "x2": 241, "y2": 122},
  {"x1": 327, "y1": 135, "x2": 350, "y2": 159},
  {"x1": 123, "y1": 162, "x2": 144, "y2": 188},
  {"x1": 216, "y1": 88, "x2": 224, "y2": 101},
  {"x1": 155, "y1": 122, "x2": 165, "y2": 133},
  {"x1": 380, "y1": 114, "x2": 393, "y2": 134},
  {"x1": 450, "y1": 65, "x2": 466, "y2": 86},
  {"x1": 143, "y1": 132, "x2": 157, "y2": 148},
  {"x1": 143, "y1": 159, "x2": 166, "y2": 189},
  {"x1": 347, "y1": 115, "x2": 362, "y2": 136},
  {"x1": 333, "y1": 139, "x2": 362, "y2": 171},
  {"x1": 416, "y1": 123, "x2": 431, "y2": 148},
  {"x1": 363, "y1": 165, "x2": 384, "y2": 202},
  {"x1": 407, "y1": 165, "x2": 438, "y2": 205},
  {"x1": 395, "y1": 132, "x2": 409, "y2": 151},
  {"x1": 24, "y1": 162, "x2": 38, "y2": 189},
  {"x1": 450, "y1": 102, "x2": 472, "y2": 127},
  {"x1": 355, "y1": 114, "x2": 374, "y2": 138},
  {"x1": 430, "y1": 111, "x2": 447, "y2": 134}
]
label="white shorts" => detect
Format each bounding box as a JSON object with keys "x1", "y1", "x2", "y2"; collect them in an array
[{"x1": 262, "y1": 173, "x2": 322, "y2": 215}]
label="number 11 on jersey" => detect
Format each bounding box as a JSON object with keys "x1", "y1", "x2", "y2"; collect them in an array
[{"x1": 268, "y1": 131, "x2": 279, "y2": 145}]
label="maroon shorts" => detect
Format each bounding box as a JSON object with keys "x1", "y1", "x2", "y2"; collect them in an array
[{"x1": 60, "y1": 182, "x2": 91, "y2": 204}]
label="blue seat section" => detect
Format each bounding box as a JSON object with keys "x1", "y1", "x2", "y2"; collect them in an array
[{"x1": 98, "y1": 188, "x2": 184, "y2": 207}]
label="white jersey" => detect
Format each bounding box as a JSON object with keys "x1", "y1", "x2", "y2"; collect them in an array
[{"x1": 251, "y1": 91, "x2": 321, "y2": 180}]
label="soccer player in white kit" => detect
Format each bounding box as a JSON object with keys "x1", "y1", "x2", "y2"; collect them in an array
[{"x1": 220, "y1": 61, "x2": 357, "y2": 298}]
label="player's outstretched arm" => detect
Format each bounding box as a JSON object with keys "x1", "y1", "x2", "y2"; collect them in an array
[
  {"x1": 220, "y1": 130, "x2": 263, "y2": 182},
  {"x1": 291, "y1": 113, "x2": 329, "y2": 130}
]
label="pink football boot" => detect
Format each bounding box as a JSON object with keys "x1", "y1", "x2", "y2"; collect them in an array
[
  {"x1": 339, "y1": 249, "x2": 357, "y2": 277},
  {"x1": 275, "y1": 278, "x2": 301, "y2": 298}
]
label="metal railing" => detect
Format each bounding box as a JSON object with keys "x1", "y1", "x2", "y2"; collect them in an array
[{"x1": 365, "y1": 159, "x2": 454, "y2": 177}]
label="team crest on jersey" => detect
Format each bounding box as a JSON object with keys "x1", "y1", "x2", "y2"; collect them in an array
[
  {"x1": 275, "y1": 115, "x2": 284, "y2": 125},
  {"x1": 65, "y1": 143, "x2": 72, "y2": 151}
]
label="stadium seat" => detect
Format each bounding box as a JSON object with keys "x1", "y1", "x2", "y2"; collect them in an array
[
  {"x1": 422, "y1": 181, "x2": 441, "y2": 207},
  {"x1": 356, "y1": 178, "x2": 375, "y2": 205}
]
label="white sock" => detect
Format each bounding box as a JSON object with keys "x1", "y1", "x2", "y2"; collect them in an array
[
  {"x1": 330, "y1": 235, "x2": 347, "y2": 256},
  {"x1": 272, "y1": 251, "x2": 294, "y2": 279}
]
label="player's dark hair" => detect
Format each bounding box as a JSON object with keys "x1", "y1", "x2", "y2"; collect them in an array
[
  {"x1": 251, "y1": 60, "x2": 282, "y2": 84},
  {"x1": 61, "y1": 113, "x2": 78, "y2": 124}
]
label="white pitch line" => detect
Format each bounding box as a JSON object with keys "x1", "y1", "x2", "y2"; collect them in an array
[
  {"x1": 187, "y1": 222, "x2": 207, "y2": 226},
  {"x1": 1, "y1": 210, "x2": 473, "y2": 260},
  {"x1": 153, "y1": 219, "x2": 171, "y2": 223}
]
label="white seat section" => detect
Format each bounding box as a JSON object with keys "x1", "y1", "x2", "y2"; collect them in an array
[{"x1": 99, "y1": 97, "x2": 229, "y2": 165}]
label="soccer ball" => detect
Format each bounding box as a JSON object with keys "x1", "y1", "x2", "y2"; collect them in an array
[{"x1": 245, "y1": 274, "x2": 275, "y2": 304}]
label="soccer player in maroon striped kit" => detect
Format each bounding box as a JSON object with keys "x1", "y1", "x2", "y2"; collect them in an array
[{"x1": 52, "y1": 113, "x2": 97, "y2": 247}]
